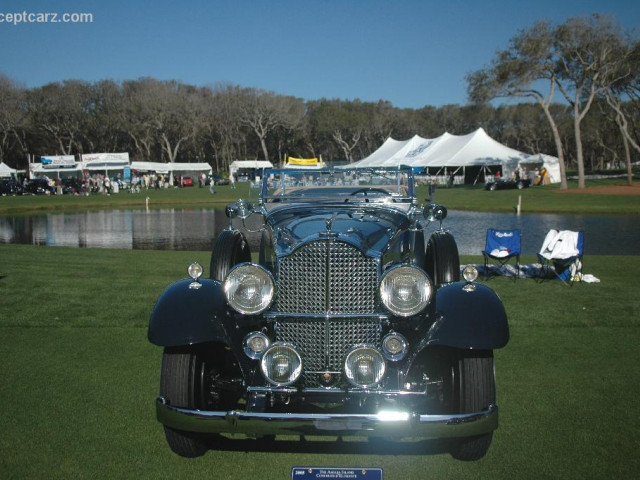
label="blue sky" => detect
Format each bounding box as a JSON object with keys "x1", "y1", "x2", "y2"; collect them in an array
[{"x1": 1, "y1": 0, "x2": 639, "y2": 108}]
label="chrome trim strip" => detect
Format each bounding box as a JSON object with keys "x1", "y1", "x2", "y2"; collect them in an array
[
  {"x1": 156, "y1": 396, "x2": 498, "y2": 439},
  {"x1": 245, "y1": 386, "x2": 427, "y2": 395}
]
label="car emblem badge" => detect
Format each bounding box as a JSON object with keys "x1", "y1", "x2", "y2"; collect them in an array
[{"x1": 320, "y1": 372, "x2": 333, "y2": 385}]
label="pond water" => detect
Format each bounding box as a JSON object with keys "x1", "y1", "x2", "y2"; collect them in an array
[{"x1": 0, "y1": 207, "x2": 639, "y2": 255}]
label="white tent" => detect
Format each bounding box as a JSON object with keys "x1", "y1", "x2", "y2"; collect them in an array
[
  {"x1": 351, "y1": 128, "x2": 560, "y2": 183},
  {"x1": 229, "y1": 160, "x2": 274, "y2": 179},
  {"x1": 30, "y1": 163, "x2": 82, "y2": 178},
  {"x1": 0, "y1": 162, "x2": 19, "y2": 177},
  {"x1": 130, "y1": 161, "x2": 212, "y2": 174},
  {"x1": 130, "y1": 161, "x2": 171, "y2": 174},
  {"x1": 170, "y1": 162, "x2": 213, "y2": 174},
  {"x1": 82, "y1": 153, "x2": 130, "y2": 170}
]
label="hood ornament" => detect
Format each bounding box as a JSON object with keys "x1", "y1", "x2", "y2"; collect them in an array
[
  {"x1": 320, "y1": 216, "x2": 339, "y2": 238},
  {"x1": 325, "y1": 217, "x2": 334, "y2": 232}
]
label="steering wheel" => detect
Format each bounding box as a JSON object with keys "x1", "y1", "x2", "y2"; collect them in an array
[
  {"x1": 346, "y1": 187, "x2": 392, "y2": 203},
  {"x1": 349, "y1": 188, "x2": 391, "y2": 196}
]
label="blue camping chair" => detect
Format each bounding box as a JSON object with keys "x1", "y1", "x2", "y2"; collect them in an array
[
  {"x1": 537, "y1": 230, "x2": 584, "y2": 285},
  {"x1": 482, "y1": 229, "x2": 522, "y2": 279}
]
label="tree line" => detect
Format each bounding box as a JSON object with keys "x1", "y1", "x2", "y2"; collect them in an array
[{"x1": 1, "y1": 15, "x2": 638, "y2": 187}]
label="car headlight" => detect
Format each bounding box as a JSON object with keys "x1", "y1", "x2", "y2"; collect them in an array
[
  {"x1": 344, "y1": 345, "x2": 386, "y2": 388},
  {"x1": 223, "y1": 263, "x2": 275, "y2": 315},
  {"x1": 379, "y1": 265, "x2": 433, "y2": 317},
  {"x1": 260, "y1": 342, "x2": 302, "y2": 386}
]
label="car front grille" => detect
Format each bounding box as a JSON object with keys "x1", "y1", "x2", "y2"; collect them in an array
[
  {"x1": 275, "y1": 317, "x2": 381, "y2": 387},
  {"x1": 275, "y1": 240, "x2": 379, "y2": 314}
]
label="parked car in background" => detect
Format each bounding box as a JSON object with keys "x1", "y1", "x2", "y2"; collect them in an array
[
  {"x1": 180, "y1": 176, "x2": 194, "y2": 187},
  {"x1": 0, "y1": 179, "x2": 23, "y2": 195},
  {"x1": 149, "y1": 168, "x2": 510, "y2": 461},
  {"x1": 23, "y1": 178, "x2": 56, "y2": 195},
  {"x1": 208, "y1": 174, "x2": 230, "y2": 185},
  {"x1": 485, "y1": 177, "x2": 531, "y2": 191}
]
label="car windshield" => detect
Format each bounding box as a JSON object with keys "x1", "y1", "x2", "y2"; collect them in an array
[{"x1": 260, "y1": 168, "x2": 415, "y2": 205}]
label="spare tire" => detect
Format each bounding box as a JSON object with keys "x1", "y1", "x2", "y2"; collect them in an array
[
  {"x1": 209, "y1": 229, "x2": 251, "y2": 281},
  {"x1": 412, "y1": 230, "x2": 427, "y2": 270},
  {"x1": 425, "y1": 231, "x2": 460, "y2": 286}
]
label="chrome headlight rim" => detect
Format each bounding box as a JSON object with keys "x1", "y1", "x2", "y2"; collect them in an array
[
  {"x1": 343, "y1": 344, "x2": 386, "y2": 388},
  {"x1": 379, "y1": 264, "x2": 433, "y2": 317},
  {"x1": 260, "y1": 342, "x2": 302, "y2": 387},
  {"x1": 243, "y1": 331, "x2": 271, "y2": 360},
  {"x1": 223, "y1": 263, "x2": 275, "y2": 315}
]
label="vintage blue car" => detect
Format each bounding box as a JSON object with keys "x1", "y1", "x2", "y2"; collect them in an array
[{"x1": 148, "y1": 168, "x2": 509, "y2": 461}]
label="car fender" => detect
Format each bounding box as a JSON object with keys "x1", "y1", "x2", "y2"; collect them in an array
[
  {"x1": 425, "y1": 282, "x2": 509, "y2": 350},
  {"x1": 148, "y1": 278, "x2": 233, "y2": 347}
]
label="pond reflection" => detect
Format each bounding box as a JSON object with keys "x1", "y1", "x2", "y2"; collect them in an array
[{"x1": 0, "y1": 207, "x2": 638, "y2": 255}]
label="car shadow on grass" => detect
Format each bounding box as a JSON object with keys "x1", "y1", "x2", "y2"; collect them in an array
[{"x1": 206, "y1": 435, "x2": 451, "y2": 456}]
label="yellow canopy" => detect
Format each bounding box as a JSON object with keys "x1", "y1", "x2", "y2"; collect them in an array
[{"x1": 287, "y1": 157, "x2": 320, "y2": 166}]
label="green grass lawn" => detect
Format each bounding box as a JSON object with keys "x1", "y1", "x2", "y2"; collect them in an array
[
  {"x1": 1, "y1": 177, "x2": 639, "y2": 215},
  {"x1": 1, "y1": 245, "x2": 639, "y2": 479},
  {"x1": 416, "y1": 178, "x2": 640, "y2": 215}
]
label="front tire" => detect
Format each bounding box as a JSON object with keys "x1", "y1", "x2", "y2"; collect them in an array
[
  {"x1": 450, "y1": 351, "x2": 496, "y2": 461},
  {"x1": 159, "y1": 345, "x2": 241, "y2": 457},
  {"x1": 160, "y1": 348, "x2": 209, "y2": 457}
]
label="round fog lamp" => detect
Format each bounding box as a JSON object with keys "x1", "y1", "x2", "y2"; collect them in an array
[
  {"x1": 344, "y1": 346, "x2": 386, "y2": 388},
  {"x1": 243, "y1": 332, "x2": 270, "y2": 359},
  {"x1": 382, "y1": 333, "x2": 408, "y2": 361},
  {"x1": 260, "y1": 343, "x2": 302, "y2": 386}
]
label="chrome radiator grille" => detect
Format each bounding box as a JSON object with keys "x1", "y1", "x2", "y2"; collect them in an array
[
  {"x1": 275, "y1": 318, "x2": 381, "y2": 386},
  {"x1": 275, "y1": 240, "x2": 379, "y2": 314}
]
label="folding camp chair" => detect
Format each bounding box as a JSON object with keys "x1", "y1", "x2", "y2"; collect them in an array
[
  {"x1": 482, "y1": 228, "x2": 521, "y2": 279},
  {"x1": 537, "y1": 230, "x2": 584, "y2": 285}
]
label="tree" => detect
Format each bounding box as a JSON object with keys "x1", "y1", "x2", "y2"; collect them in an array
[
  {"x1": 553, "y1": 15, "x2": 635, "y2": 188},
  {"x1": 306, "y1": 99, "x2": 368, "y2": 163},
  {"x1": 0, "y1": 75, "x2": 28, "y2": 166},
  {"x1": 467, "y1": 20, "x2": 570, "y2": 188},
  {"x1": 468, "y1": 15, "x2": 638, "y2": 189},
  {"x1": 120, "y1": 79, "x2": 158, "y2": 161},
  {"x1": 27, "y1": 80, "x2": 94, "y2": 156},
  {"x1": 236, "y1": 88, "x2": 304, "y2": 162},
  {"x1": 602, "y1": 40, "x2": 640, "y2": 185}
]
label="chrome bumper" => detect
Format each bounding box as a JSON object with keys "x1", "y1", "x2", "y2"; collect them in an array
[{"x1": 156, "y1": 396, "x2": 498, "y2": 439}]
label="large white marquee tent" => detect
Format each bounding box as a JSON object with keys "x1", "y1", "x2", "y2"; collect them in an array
[{"x1": 350, "y1": 128, "x2": 560, "y2": 184}]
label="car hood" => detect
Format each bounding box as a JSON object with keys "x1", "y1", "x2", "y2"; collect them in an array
[{"x1": 267, "y1": 205, "x2": 412, "y2": 256}]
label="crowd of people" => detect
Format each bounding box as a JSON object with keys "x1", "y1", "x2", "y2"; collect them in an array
[{"x1": 3, "y1": 171, "x2": 216, "y2": 196}]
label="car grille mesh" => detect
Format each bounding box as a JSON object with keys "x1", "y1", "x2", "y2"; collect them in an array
[
  {"x1": 276, "y1": 240, "x2": 378, "y2": 314},
  {"x1": 275, "y1": 318, "x2": 381, "y2": 387}
]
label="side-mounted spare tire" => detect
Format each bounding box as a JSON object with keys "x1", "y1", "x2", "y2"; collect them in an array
[
  {"x1": 425, "y1": 231, "x2": 460, "y2": 286},
  {"x1": 412, "y1": 230, "x2": 426, "y2": 270},
  {"x1": 209, "y1": 229, "x2": 251, "y2": 281}
]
